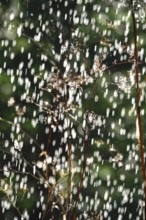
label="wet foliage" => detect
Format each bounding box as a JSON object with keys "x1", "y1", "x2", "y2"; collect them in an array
[{"x1": 0, "y1": 0, "x2": 146, "y2": 219}]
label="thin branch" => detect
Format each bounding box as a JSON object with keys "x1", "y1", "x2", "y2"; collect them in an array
[
  {"x1": 22, "y1": 33, "x2": 58, "y2": 67},
  {"x1": 0, "y1": 167, "x2": 45, "y2": 184},
  {"x1": 0, "y1": 187, "x2": 22, "y2": 218}
]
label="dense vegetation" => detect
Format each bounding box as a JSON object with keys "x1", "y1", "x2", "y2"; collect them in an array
[{"x1": 0, "y1": 0, "x2": 146, "y2": 219}]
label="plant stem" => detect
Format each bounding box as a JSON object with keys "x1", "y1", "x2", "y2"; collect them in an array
[
  {"x1": 130, "y1": 0, "x2": 146, "y2": 217},
  {"x1": 73, "y1": 126, "x2": 87, "y2": 219},
  {"x1": 67, "y1": 128, "x2": 72, "y2": 220}
]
